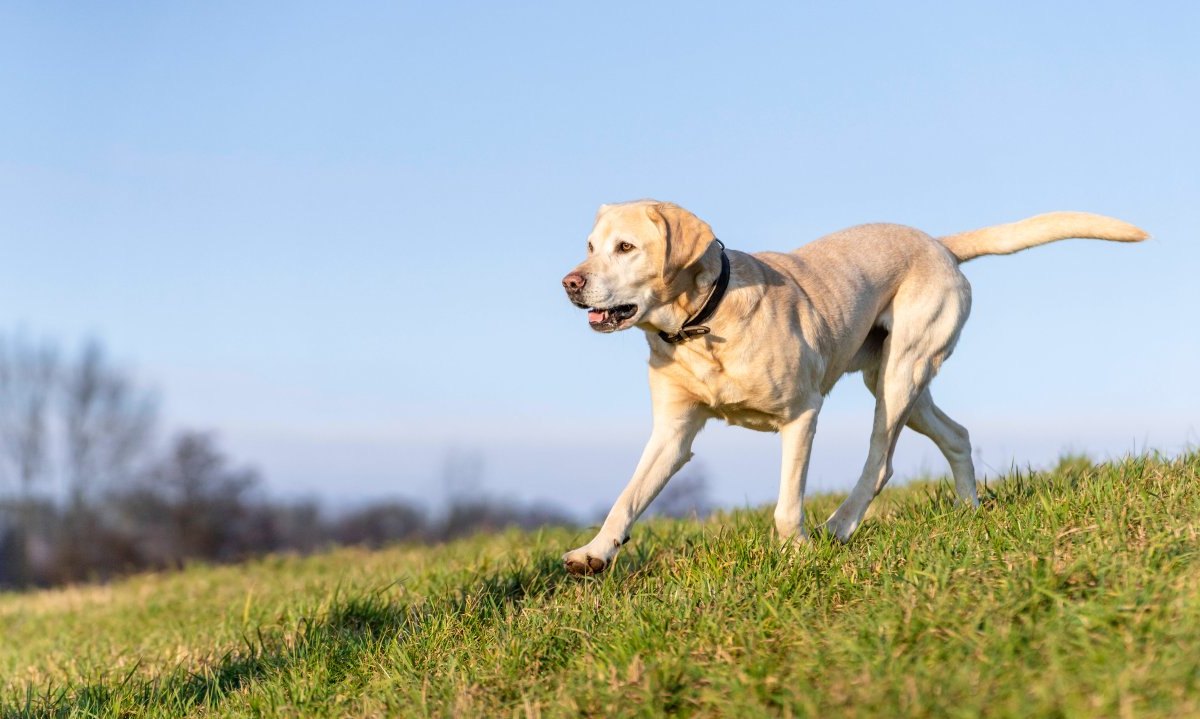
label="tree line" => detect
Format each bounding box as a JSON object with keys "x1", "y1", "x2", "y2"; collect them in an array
[{"x1": 0, "y1": 333, "x2": 711, "y2": 590}]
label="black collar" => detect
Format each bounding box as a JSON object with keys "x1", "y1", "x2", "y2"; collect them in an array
[{"x1": 658, "y1": 239, "x2": 730, "y2": 344}]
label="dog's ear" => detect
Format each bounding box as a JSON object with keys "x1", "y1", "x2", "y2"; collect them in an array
[{"x1": 646, "y1": 202, "x2": 715, "y2": 284}]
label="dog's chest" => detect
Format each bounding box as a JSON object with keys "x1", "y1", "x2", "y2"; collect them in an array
[{"x1": 654, "y1": 342, "x2": 797, "y2": 431}]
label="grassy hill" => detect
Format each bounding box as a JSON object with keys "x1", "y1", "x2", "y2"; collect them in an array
[{"x1": 2, "y1": 452, "x2": 1198, "y2": 718}]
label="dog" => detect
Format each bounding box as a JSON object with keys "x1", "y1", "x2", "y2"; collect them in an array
[{"x1": 560, "y1": 200, "x2": 1146, "y2": 575}]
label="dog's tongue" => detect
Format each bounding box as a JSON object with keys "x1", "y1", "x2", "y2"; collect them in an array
[{"x1": 588, "y1": 309, "x2": 606, "y2": 324}]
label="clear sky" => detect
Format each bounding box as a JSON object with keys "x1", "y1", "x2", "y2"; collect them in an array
[{"x1": 1, "y1": 2, "x2": 1196, "y2": 514}]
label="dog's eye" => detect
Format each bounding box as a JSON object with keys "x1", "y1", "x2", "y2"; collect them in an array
[
  {"x1": 617, "y1": 242, "x2": 636, "y2": 253},
  {"x1": 587, "y1": 242, "x2": 594, "y2": 254}
]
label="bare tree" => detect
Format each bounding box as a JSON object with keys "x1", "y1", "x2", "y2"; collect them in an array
[
  {"x1": 0, "y1": 334, "x2": 158, "y2": 584},
  {"x1": 145, "y1": 432, "x2": 260, "y2": 561},
  {"x1": 0, "y1": 334, "x2": 58, "y2": 498},
  {"x1": 60, "y1": 340, "x2": 157, "y2": 506},
  {"x1": 134, "y1": 431, "x2": 260, "y2": 562},
  {"x1": 0, "y1": 334, "x2": 58, "y2": 585}
]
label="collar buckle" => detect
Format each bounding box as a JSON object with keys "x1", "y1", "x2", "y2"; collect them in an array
[{"x1": 659, "y1": 325, "x2": 711, "y2": 344}]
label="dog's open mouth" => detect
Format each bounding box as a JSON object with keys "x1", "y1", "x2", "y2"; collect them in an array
[{"x1": 586, "y1": 304, "x2": 638, "y2": 332}]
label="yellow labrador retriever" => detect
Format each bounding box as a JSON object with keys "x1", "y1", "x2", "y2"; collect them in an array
[{"x1": 560, "y1": 200, "x2": 1146, "y2": 575}]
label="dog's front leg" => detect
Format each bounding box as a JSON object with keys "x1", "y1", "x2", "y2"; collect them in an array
[
  {"x1": 774, "y1": 396, "x2": 823, "y2": 544},
  {"x1": 563, "y1": 405, "x2": 705, "y2": 575}
]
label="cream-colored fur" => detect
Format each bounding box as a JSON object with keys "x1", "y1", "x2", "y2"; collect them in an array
[{"x1": 561, "y1": 201, "x2": 1147, "y2": 575}]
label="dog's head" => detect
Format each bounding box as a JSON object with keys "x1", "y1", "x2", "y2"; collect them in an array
[{"x1": 562, "y1": 200, "x2": 717, "y2": 333}]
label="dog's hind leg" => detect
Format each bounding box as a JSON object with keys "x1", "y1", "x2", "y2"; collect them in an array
[
  {"x1": 826, "y1": 283, "x2": 969, "y2": 541},
  {"x1": 826, "y1": 350, "x2": 931, "y2": 541},
  {"x1": 905, "y1": 391, "x2": 978, "y2": 507},
  {"x1": 859, "y1": 368, "x2": 978, "y2": 507}
]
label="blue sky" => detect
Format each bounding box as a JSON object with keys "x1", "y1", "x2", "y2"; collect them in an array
[{"x1": 1, "y1": 2, "x2": 1196, "y2": 513}]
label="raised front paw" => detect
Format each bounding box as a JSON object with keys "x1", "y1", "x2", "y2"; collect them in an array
[{"x1": 562, "y1": 542, "x2": 618, "y2": 576}]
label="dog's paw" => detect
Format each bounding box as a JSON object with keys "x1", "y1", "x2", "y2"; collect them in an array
[
  {"x1": 776, "y1": 527, "x2": 809, "y2": 550},
  {"x1": 562, "y1": 547, "x2": 612, "y2": 576},
  {"x1": 822, "y1": 514, "x2": 858, "y2": 544}
]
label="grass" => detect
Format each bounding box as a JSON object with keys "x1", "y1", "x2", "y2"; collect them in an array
[{"x1": 1, "y1": 452, "x2": 1198, "y2": 718}]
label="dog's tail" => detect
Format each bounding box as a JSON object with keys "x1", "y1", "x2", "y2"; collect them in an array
[{"x1": 939, "y1": 212, "x2": 1148, "y2": 263}]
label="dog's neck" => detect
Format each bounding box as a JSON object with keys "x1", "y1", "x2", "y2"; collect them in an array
[{"x1": 644, "y1": 242, "x2": 730, "y2": 342}]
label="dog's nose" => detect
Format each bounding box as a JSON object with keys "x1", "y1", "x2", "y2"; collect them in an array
[{"x1": 562, "y1": 272, "x2": 586, "y2": 292}]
